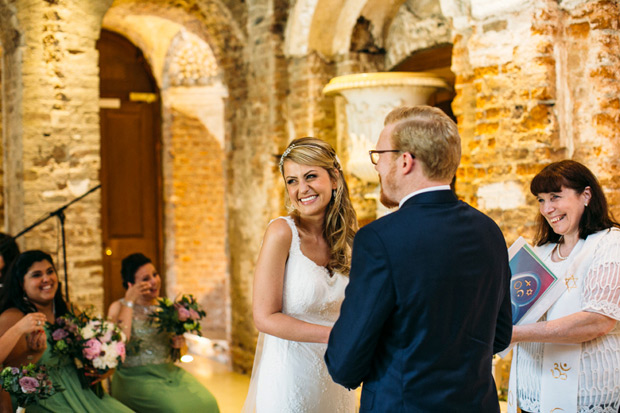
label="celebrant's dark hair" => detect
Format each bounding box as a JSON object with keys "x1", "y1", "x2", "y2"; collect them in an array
[{"x1": 530, "y1": 160, "x2": 619, "y2": 246}]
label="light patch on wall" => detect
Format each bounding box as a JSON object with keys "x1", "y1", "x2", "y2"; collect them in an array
[
  {"x1": 477, "y1": 181, "x2": 525, "y2": 210},
  {"x1": 164, "y1": 85, "x2": 228, "y2": 148},
  {"x1": 68, "y1": 179, "x2": 90, "y2": 197},
  {"x1": 470, "y1": 0, "x2": 533, "y2": 20}
]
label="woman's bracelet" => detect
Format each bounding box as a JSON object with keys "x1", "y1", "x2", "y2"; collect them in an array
[{"x1": 122, "y1": 300, "x2": 134, "y2": 309}]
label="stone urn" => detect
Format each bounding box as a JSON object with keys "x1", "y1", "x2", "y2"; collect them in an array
[{"x1": 323, "y1": 72, "x2": 450, "y2": 214}]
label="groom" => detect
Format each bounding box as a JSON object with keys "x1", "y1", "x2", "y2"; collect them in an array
[{"x1": 325, "y1": 105, "x2": 512, "y2": 412}]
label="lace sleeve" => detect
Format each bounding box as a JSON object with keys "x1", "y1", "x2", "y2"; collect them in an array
[{"x1": 582, "y1": 230, "x2": 620, "y2": 320}]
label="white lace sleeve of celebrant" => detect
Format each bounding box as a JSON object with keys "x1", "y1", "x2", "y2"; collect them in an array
[{"x1": 582, "y1": 229, "x2": 620, "y2": 321}]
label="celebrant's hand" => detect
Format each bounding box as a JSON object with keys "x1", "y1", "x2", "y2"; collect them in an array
[
  {"x1": 125, "y1": 280, "x2": 150, "y2": 303},
  {"x1": 26, "y1": 329, "x2": 47, "y2": 352},
  {"x1": 171, "y1": 335, "x2": 185, "y2": 349},
  {"x1": 16, "y1": 312, "x2": 47, "y2": 335}
]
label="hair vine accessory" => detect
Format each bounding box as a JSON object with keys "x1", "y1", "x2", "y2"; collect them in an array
[
  {"x1": 279, "y1": 144, "x2": 296, "y2": 171},
  {"x1": 334, "y1": 154, "x2": 342, "y2": 170}
]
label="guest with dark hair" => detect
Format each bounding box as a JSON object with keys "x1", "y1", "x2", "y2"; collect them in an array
[
  {"x1": 0, "y1": 250, "x2": 133, "y2": 412},
  {"x1": 108, "y1": 253, "x2": 219, "y2": 413},
  {"x1": 0, "y1": 233, "x2": 20, "y2": 291},
  {"x1": 508, "y1": 160, "x2": 620, "y2": 413}
]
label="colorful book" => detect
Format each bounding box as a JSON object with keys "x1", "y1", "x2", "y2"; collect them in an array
[
  {"x1": 498, "y1": 237, "x2": 560, "y2": 358},
  {"x1": 508, "y1": 237, "x2": 558, "y2": 326}
]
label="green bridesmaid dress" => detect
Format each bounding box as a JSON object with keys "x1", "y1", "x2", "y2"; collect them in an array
[
  {"x1": 110, "y1": 301, "x2": 219, "y2": 413},
  {"x1": 14, "y1": 329, "x2": 134, "y2": 412}
]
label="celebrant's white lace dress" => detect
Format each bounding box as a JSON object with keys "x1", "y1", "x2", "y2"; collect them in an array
[
  {"x1": 243, "y1": 216, "x2": 356, "y2": 413},
  {"x1": 515, "y1": 229, "x2": 620, "y2": 413}
]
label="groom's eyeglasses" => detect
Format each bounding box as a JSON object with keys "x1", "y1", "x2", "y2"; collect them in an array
[{"x1": 369, "y1": 150, "x2": 414, "y2": 165}]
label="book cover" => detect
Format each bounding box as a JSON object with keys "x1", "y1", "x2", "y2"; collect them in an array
[
  {"x1": 498, "y1": 237, "x2": 560, "y2": 358},
  {"x1": 508, "y1": 237, "x2": 558, "y2": 326}
]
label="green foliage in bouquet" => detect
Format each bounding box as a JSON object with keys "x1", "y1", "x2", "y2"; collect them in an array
[
  {"x1": 47, "y1": 306, "x2": 126, "y2": 398},
  {"x1": 0, "y1": 364, "x2": 63, "y2": 409},
  {"x1": 149, "y1": 295, "x2": 206, "y2": 361}
]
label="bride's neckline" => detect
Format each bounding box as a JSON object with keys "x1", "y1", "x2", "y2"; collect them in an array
[{"x1": 287, "y1": 217, "x2": 336, "y2": 279}]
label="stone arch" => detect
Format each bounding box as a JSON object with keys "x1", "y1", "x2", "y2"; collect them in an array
[
  {"x1": 102, "y1": 0, "x2": 245, "y2": 75},
  {"x1": 284, "y1": 0, "x2": 404, "y2": 57},
  {"x1": 102, "y1": 1, "x2": 237, "y2": 339}
]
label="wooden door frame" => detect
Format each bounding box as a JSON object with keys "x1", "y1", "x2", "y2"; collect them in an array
[{"x1": 99, "y1": 29, "x2": 165, "y2": 310}]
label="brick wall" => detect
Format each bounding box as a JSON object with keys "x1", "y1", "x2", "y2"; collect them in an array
[{"x1": 165, "y1": 108, "x2": 227, "y2": 337}]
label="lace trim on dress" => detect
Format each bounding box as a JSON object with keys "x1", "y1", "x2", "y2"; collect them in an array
[{"x1": 582, "y1": 233, "x2": 620, "y2": 320}]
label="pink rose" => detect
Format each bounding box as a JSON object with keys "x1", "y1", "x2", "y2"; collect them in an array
[
  {"x1": 52, "y1": 328, "x2": 68, "y2": 341},
  {"x1": 19, "y1": 376, "x2": 39, "y2": 393},
  {"x1": 83, "y1": 338, "x2": 102, "y2": 361},
  {"x1": 175, "y1": 304, "x2": 190, "y2": 322},
  {"x1": 116, "y1": 341, "x2": 126, "y2": 362},
  {"x1": 189, "y1": 309, "x2": 200, "y2": 320},
  {"x1": 101, "y1": 329, "x2": 113, "y2": 343}
]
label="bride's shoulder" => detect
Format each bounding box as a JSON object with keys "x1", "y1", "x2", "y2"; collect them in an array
[{"x1": 263, "y1": 217, "x2": 294, "y2": 245}]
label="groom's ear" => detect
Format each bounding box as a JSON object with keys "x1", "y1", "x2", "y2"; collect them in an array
[{"x1": 401, "y1": 152, "x2": 415, "y2": 175}]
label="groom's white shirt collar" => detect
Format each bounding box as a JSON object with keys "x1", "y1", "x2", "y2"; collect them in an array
[{"x1": 398, "y1": 185, "x2": 451, "y2": 208}]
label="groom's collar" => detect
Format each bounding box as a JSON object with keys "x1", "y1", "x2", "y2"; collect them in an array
[{"x1": 398, "y1": 185, "x2": 452, "y2": 208}]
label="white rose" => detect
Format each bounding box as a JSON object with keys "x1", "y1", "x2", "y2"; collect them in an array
[{"x1": 81, "y1": 322, "x2": 99, "y2": 340}]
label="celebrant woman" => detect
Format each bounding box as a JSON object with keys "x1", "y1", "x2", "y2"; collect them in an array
[
  {"x1": 0, "y1": 250, "x2": 133, "y2": 412},
  {"x1": 508, "y1": 160, "x2": 620, "y2": 413},
  {"x1": 107, "y1": 252, "x2": 219, "y2": 413}
]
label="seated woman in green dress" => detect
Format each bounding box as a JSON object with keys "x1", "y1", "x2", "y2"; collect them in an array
[
  {"x1": 0, "y1": 250, "x2": 133, "y2": 413},
  {"x1": 108, "y1": 253, "x2": 219, "y2": 413}
]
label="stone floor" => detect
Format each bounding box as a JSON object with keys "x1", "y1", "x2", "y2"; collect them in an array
[{"x1": 180, "y1": 335, "x2": 508, "y2": 413}]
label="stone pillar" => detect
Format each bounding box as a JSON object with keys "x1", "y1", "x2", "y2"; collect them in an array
[
  {"x1": 3, "y1": 0, "x2": 112, "y2": 308},
  {"x1": 323, "y1": 72, "x2": 450, "y2": 217}
]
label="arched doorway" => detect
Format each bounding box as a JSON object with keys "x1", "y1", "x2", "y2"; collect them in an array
[{"x1": 97, "y1": 29, "x2": 163, "y2": 309}]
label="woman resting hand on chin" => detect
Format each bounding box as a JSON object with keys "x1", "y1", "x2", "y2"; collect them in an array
[{"x1": 107, "y1": 253, "x2": 219, "y2": 413}]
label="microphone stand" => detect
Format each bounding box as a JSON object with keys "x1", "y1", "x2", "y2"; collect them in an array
[{"x1": 14, "y1": 184, "x2": 101, "y2": 301}]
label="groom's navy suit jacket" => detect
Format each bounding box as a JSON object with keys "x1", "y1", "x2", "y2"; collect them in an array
[{"x1": 326, "y1": 190, "x2": 512, "y2": 412}]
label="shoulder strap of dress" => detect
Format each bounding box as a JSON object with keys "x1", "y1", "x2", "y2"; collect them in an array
[{"x1": 271, "y1": 216, "x2": 301, "y2": 254}]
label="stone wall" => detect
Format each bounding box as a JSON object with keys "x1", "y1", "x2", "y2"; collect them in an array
[
  {"x1": 449, "y1": 0, "x2": 620, "y2": 245},
  {"x1": 227, "y1": 0, "x2": 289, "y2": 373},
  {"x1": 0, "y1": 47, "x2": 3, "y2": 229},
  {"x1": 1, "y1": 0, "x2": 112, "y2": 307}
]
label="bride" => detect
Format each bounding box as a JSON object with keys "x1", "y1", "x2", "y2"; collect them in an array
[{"x1": 243, "y1": 137, "x2": 358, "y2": 412}]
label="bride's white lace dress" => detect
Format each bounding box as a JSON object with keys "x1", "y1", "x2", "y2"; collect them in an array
[{"x1": 243, "y1": 216, "x2": 356, "y2": 413}]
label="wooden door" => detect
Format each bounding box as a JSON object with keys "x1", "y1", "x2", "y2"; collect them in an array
[{"x1": 98, "y1": 30, "x2": 163, "y2": 309}]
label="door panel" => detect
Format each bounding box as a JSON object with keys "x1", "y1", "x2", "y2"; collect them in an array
[{"x1": 98, "y1": 30, "x2": 162, "y2": 310}]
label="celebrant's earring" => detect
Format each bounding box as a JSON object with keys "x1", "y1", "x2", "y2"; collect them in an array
[{"x1": 585, "y1": 202, "x2": 588, "y2": 207}]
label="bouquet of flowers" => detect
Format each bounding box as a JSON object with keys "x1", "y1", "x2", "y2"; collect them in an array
[
  {"x1": 0, "y1": 363, "x2": 62, "y2": 412},
  {"x1": 149, "y1": 294, "x2": 206, "y2": 361},
  {"x1": 48, "y1": 308, "x2": 126, "y2": 397}
]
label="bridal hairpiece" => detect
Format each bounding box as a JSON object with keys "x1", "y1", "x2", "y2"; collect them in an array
[
  {"x1": 334, "y1": 154, "x2": 342, "y2": 170},
  {"x1": 278, "y1": 142, "x2": 342, "y2": 173},
  {"x1": 279, "y1": 144, "x2": 296, "y2": 172}
]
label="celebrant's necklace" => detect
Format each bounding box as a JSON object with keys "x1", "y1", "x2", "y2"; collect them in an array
[{"x1": 554, "y1": 236, "x2": 569, "y2": 260}]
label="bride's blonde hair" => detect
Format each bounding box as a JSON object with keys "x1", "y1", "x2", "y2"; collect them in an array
[{"x1": 279, "y1": 137, "x2": 358, "y2": 275}]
